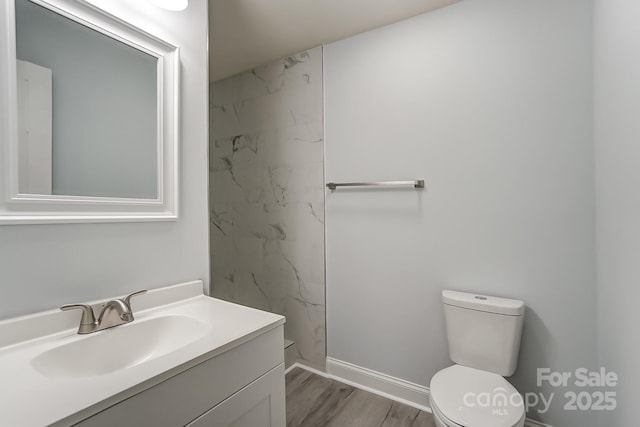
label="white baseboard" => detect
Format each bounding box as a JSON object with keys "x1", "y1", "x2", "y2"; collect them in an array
[
  {"x1": 284, "y1": 362, "x2": 299, "y2": 375},
  {"x1": 325, "y1": 357, "x2": 431, "y2": 413},
  {"x1": 288, "y1": 358, "x2": 553, "y2": 427},
  {"x1": 286, "y1": 361, "x2": 327, "y2": 376}
]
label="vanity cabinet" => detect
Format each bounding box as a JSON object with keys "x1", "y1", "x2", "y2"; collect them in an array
[
  {"x1": 186, "y1": 364, "x2": 284, "y2": 427},
  {"x1": 75, "y1": 326, "x2": 285, "y2": 427}
]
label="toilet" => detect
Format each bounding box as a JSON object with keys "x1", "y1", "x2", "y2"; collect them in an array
[{"x1": 429, "y1": 290, "x2": 526, "y2": 427}]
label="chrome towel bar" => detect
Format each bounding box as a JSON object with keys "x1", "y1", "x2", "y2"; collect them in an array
[{"x1": 326, "y1": 180, "x2": 425, "y2": 190}]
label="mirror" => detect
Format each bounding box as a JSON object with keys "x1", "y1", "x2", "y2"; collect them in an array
[
  {"x1": 0, "y1": 0, "x2": 179, "y2": 223},
  {"x1": 15, "y1": 0, "x2": 158, "y2": 199}
]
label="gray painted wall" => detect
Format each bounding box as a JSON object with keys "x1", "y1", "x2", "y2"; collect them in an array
[
  {"x1": 0, "y1": 0, "x2": 210, "y2": 319},
  {"x1": 15, "y1": 0, "x2": 157, "y2": 199},
  {"x1": 325, "y1": 1, "x2": 596, "y2": 426},
  {"x1": 594, "y1": 0, "x2": 640, "y2": 424}
]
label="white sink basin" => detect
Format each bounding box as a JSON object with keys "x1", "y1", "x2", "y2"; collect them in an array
[
  {"x1": 32, "y1": 315, "x2": 209, "y2": 379},
  {"x1": 0, "y1": 280, "x2": 285, "y2": 427}
]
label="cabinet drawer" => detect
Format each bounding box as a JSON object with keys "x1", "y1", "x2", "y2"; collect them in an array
[
  {"x1": 187, "y1": 363, "x2": 285, "y2": 427},
  {"x1": 77, "y1": 326, "x2": 283, "y2": 427}
]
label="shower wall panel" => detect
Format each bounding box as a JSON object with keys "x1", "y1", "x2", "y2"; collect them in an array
[{"x1": 209, "y1": 47, "x2": 325, "y2": 368}]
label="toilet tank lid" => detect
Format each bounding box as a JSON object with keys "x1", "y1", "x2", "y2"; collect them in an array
[{"x1": 442, "y1": 290, "x2": 525, "y2": 316}]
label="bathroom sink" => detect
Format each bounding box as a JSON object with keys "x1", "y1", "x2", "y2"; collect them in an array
[
  {"x1": 0, "y1": 280, "x2": 286, "y2": 426},
  {"x1": 32, "y1": 315, "x2": 209, "y2": 379}
]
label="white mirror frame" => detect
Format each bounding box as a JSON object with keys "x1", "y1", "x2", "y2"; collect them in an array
[{"x1": 0, "y1": 0, "x2": 179, "y2": 224}]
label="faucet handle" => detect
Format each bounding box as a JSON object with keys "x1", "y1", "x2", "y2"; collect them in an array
[
  {"x1": 60, "y1": 304, "x2": 97, "y2": 333},
  {"x1": 123, "y1": 289, "x2": 147, "y2": 309}
]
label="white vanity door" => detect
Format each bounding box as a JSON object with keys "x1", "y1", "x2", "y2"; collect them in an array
[{"x1": 187, "y1": 363, "x2": 285, "y2": 427}]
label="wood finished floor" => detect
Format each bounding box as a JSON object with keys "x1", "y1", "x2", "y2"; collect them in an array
[{"x1": 285, "y1": 367, "x2": 436, "y2": 427}]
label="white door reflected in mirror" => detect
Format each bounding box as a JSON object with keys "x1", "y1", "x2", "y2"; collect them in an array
[{"x1": 16, "y1": 59, "x2": 52, "y2": 195}]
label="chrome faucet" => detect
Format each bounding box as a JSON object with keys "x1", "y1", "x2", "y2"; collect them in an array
[{"x1": 61, "y1": 290, "x2": 147, "y2": 334}]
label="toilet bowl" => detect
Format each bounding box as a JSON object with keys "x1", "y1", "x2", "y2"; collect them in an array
[
  {"x1": 429, "y1": 365, "x2": 525, "y2": 427},
  {"x1": 430, "y1": 291, "x2": 526, "y2": 427}
]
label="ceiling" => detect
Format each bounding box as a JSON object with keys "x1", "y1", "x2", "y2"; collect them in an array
[{"x1": 208, "y1": 0, "x2": 461, "y2": 82}]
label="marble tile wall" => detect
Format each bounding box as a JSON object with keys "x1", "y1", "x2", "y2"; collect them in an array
[{"x1": 209, "y1": 47, "x2": 325, "y2": 369}]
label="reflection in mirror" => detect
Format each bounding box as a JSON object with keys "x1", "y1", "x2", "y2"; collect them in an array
[{"x1": 15, "y1": 0, "x2": 158, "y2": 199}]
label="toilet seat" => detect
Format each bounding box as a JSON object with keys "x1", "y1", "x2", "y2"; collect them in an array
[
  {"x1": 430, "y1": 396, "x2": 464, "y2": 427},
  {"x1": 430, "y1": 365, "x2": 525, "y2": 427}
]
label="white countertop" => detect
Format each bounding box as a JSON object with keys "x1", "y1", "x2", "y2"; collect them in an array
[{"x1": 0, "y1": 281, "x2": 285, "y2": 427}]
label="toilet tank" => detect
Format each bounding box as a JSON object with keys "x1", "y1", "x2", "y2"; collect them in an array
[{"x1": 442, "y1": 290, "x2": 525, "y2": 376}]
